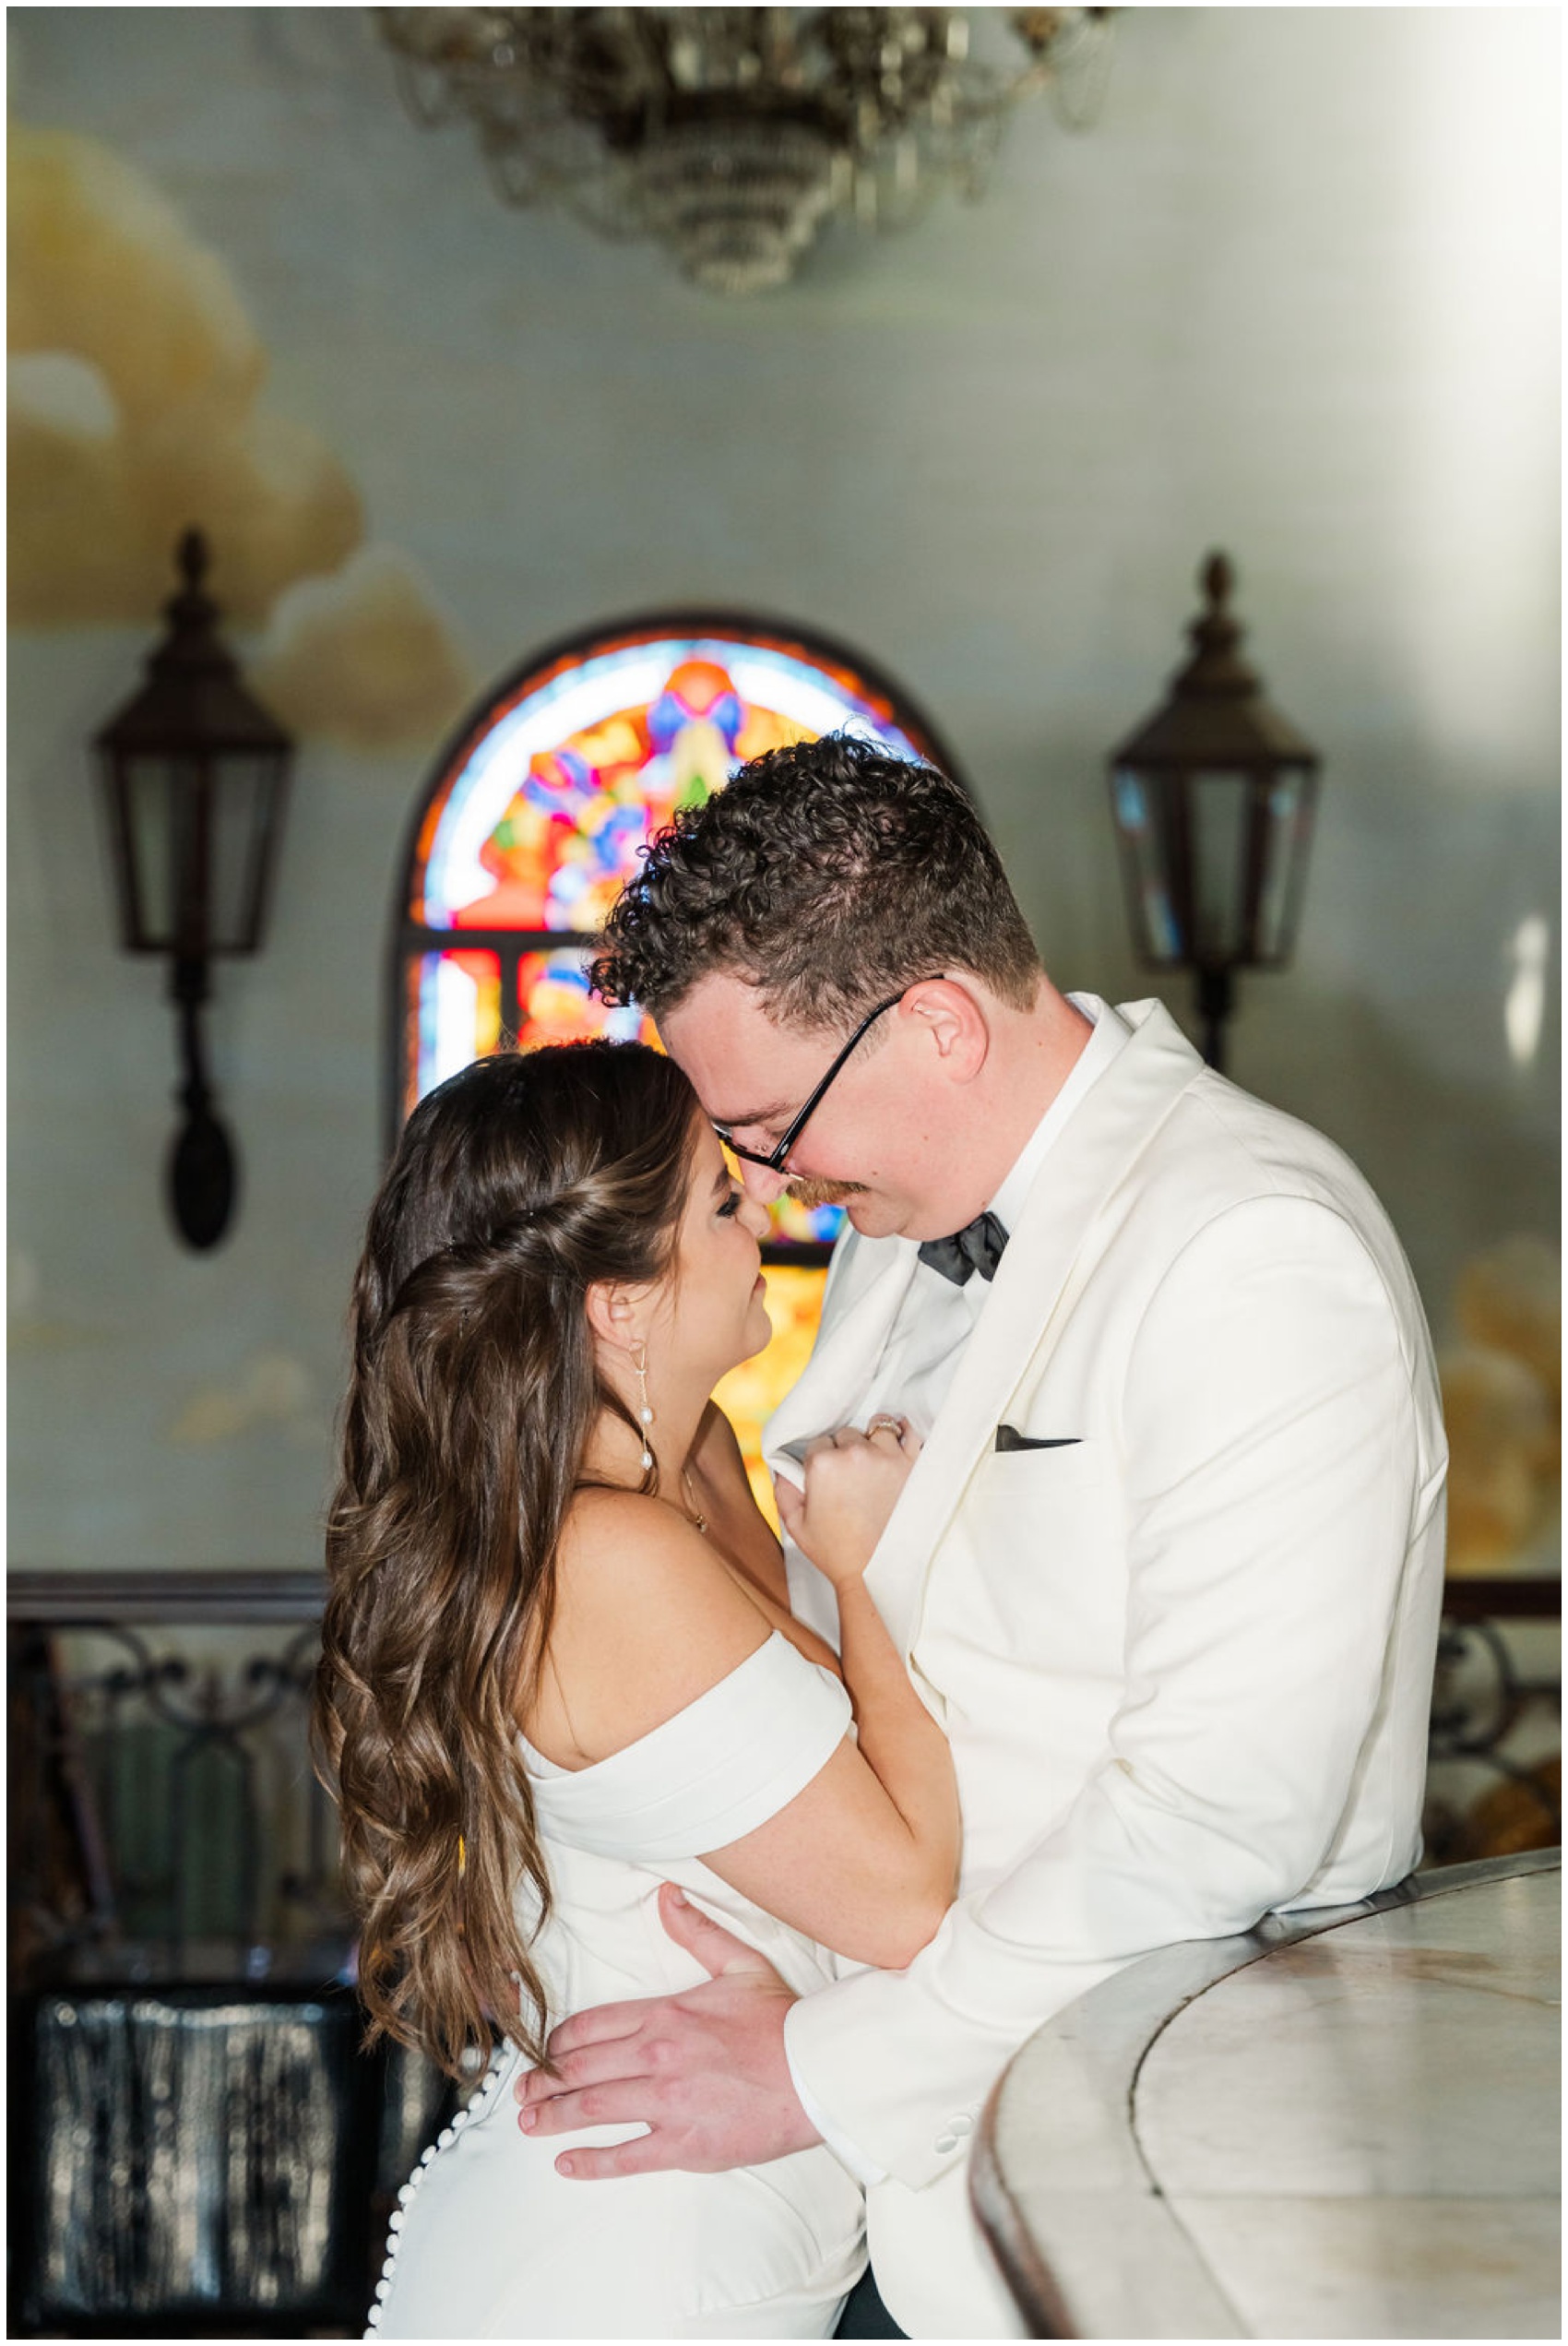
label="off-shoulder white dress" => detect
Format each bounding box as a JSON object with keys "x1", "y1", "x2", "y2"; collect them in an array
[{"x1": 368, "y1": 1634, "x2": 868, "y2": 2339}]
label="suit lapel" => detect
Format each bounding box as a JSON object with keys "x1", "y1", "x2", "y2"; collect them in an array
[{"x1": 865, "y1": 999, "x2": 1205, "y2": 1652}]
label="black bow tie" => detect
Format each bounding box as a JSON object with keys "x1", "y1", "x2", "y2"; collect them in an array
[{"x1": 917, "y1": 1209, "x2": 1009, "y2": 1287}]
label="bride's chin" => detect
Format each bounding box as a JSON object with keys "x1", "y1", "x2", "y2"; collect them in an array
[{"x1": 733, "y1": 1303, "x2": 773, "y2": 1367}]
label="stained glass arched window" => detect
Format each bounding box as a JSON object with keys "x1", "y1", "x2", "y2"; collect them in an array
[{"x1": 391, "y1": 613, "x2": 960, "y2": 1498}]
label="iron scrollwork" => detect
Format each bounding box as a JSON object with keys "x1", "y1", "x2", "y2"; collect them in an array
[
  {"x1": 8, "y1": 1577, "x2": 350, "y2": 1988},
  {"x1": 1424, "y1": 1592, "x2": 1561, "y2": 1864}
]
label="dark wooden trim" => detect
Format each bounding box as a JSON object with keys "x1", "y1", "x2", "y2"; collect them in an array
[
  {"x1": 6, "y1": 1571, "x2": 327, "y2": 1626},
  {"x1": 13, "y1": 1569, "x2": 1550, "y2": 1629},
  {"x1": 395, "y1": 923, "x2": 564, "y2": 954},
  {"x1": 1443, "y1": 1575, "x2": 1561, "y2": 1623},
  {"x1": 11, "y1": 1569, "x2": 1554, "y2": 1628}
]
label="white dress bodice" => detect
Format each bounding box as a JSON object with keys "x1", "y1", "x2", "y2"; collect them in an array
[
  {"x1": 516, "y1": 1630, "x2": 854, "y2": 2009},
  {"x1": 369, "y1": 1632, "x2": 867, "y2": 2340}
]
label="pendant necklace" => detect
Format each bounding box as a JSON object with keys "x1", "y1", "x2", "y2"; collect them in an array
[{"x1": 679, "y1": 1466, "x2": 709, "y2": 1537}]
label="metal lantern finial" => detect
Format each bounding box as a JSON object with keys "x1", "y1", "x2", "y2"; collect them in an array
[
  {"x1": 95, "y1": 530, "x2": 294, "y2": 1249},
  {"x1": 1108, "y1": 553, "x2": 1321, "y2": 1071}
]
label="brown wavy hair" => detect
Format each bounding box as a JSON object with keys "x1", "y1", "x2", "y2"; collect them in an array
[{"x1": 314, "y1": 1041, "x2": 698, "y2": 2078}]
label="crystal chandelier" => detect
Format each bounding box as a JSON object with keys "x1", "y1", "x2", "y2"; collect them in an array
[{"x1": 375, "y1": 8, "x2": 1113, "y2": 296}]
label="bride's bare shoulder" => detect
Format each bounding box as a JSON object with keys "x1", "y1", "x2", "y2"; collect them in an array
[
  {"x1": 537, "y1": 1485, "x2": 771, "y2": 1765},
  {"x1": 553, "y1": 1483, "x2": 703, "y2": 1596},
  {"x1": 559, "y1": 1474, "x2": 752, "y2": 1554}
]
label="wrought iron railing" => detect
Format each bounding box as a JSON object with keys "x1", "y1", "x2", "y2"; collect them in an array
[
  {"x1": 5, "y1": 1565, "x2": 1557, "y2": 2331},
  {"x1": 8, "y1": 1571, "x2": 348, "y2": 1988},
  {"x1": 6, "y1": 1570, "x2": 459, "y2": 2339},
  {"x1": 1423, "y1": 1573, "x2": 1562, "y2": 1864},
  {"x1": 10, "y1": 1564, "x2": 1560, "y2": 1970}
]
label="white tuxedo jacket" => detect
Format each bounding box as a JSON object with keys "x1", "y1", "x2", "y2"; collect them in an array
[{"x1": 768, "y1": 999, "x2": 1447, "y2": 2337}]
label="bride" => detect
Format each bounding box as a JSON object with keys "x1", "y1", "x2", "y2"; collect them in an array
[{"x1": 314, "y1": 1040, "x2": 956, "y2": 2338}]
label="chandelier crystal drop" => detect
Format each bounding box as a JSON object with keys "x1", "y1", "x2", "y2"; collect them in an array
[{"x1": 375, "y1": 7, "x2": 1113, "y2": 295}]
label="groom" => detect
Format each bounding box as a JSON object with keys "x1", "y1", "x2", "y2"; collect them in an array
[{"x1": 517, "y1": 733, "x2": 1447, "y2": 2335}]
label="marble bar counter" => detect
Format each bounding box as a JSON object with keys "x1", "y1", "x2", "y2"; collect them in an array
[{"x1": 972, "y1": 1851, "x2": 1560, "y2": 2339}]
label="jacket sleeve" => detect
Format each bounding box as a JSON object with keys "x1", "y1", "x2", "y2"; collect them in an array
[{"x1": 784, "y1": 1194, "x2": 1446, "y2": 2190}]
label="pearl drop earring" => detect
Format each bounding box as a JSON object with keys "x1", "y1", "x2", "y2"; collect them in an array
[{"x1": 633, "y1": 1340, "x2": 655, "y2": 1471}]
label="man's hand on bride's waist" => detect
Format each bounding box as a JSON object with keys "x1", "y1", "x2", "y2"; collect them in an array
[{"x1": 514, "y1": 1883, "x2": 822, "y2": 2177}]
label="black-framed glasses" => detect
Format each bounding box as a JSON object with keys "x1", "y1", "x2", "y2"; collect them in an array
[{"x1": 714, "y1": 978, "x2": 944, "y2": 1173}]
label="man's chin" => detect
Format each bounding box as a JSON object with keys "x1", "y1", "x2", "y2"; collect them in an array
[{"x1": 839, "y1": 1195, "x2": 906, "y2": 1240}]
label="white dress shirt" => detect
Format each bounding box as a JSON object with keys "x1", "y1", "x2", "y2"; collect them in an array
[{"x1": 788, "y1": 994, "x2": 1129, "y2": 2179}]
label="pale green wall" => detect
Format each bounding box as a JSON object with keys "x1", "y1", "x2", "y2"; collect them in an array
[{"x1": 8, "y1": 7, "x2": 1559, "y2": 1569}]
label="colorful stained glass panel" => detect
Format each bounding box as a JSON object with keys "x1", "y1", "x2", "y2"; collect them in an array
[
  {"x1": 515, "y1": 950, "x2": 659, "y2": 1051},
  {"x1": 410, "y1": 632, "x2": 930, "y2": 933},
  {"x1": 404, "y1": 948, "x2": 663, "y2": 1119},
  {"x1": 408, "y1": 948, "x2": 501, "y2": 1113}
]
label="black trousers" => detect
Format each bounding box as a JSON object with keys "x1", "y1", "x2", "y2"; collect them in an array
[{"x1": 835, "y1": 2267, "x2": 908, "y2": 2339}]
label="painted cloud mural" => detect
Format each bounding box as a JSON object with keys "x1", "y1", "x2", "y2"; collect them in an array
[{"x1": 9, "y1": 121, "x2": 471, "y2": 748}]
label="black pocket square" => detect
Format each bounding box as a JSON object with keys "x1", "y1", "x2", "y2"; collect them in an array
[{"x1": 994, "y1": 1425, "x2": 1081, "y2": 1452}]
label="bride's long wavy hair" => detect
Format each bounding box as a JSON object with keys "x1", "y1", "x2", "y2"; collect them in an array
[{"x1": 314, "y1": 1041, "x2": 699, "y2": 2078}]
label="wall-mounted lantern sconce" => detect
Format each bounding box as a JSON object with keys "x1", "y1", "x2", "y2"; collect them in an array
[
  {"x1": 94, "y1": 530, "x2": 294, "y2": 1250},
  {"x1": 1108, "y1": 553, "x2": 1320, "y2": 1073}
]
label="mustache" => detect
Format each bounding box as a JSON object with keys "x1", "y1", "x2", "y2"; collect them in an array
[{"x1": 785, "y1": 1177, "x2": 869, "y2": 1209}]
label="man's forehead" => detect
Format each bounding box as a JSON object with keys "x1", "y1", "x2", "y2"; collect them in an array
[
  {"x1": 660, "y1": 971, "x2": 789, "y2": 1049},
  {"x1": 658, "y1": 973, "x2": 819, "y2": 1120}
]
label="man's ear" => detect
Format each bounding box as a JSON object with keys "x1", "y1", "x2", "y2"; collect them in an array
[{"x1": 903, "y1": 977, "x2": 990, "y2": 1081}]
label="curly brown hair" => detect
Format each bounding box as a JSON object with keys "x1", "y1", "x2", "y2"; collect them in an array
[
  {"x1": 313, "y1": 1042, "x2": 698, "y2": 2078},
  {"x1": 590, "y1": 732, "x2": 1041, "y2": 1030}
]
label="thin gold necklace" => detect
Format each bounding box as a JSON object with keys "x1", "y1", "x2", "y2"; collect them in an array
[{"x1": 679, "y1": 1465, "x2": 709, "y2": 1537}]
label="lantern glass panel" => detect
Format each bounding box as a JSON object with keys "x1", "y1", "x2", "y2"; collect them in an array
[
  {"x1": 115, "y1": 756, "x2": 216, "y2": 952},
  {"x1": 1253, "y1": 766, "x2": 1315, "y2": 964},
  {"x1": 110, "y1": 751, "x2": 282, "y2": 955},
  {"x1": 1111, "y1": 767, "x2": 1182, "y2": 965},
  {"x1": 208, "y1": 751, "x2": 285, "y2": 953},
  {"x1": 1189, "y1": 769, "x2": 1252, "y2": 964},
  {"x1": 119, "y1": 756, "x2": 179, "y2": 949}
]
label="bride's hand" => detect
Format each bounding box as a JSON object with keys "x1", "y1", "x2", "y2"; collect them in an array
[{"x1": 774, "y1": 1417, "x2": 921, "y2": 1589}]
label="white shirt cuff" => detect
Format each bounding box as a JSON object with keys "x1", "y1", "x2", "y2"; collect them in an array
[{"x1": 784, "y1": 2001, "x2": 887, "y2": 2185}]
